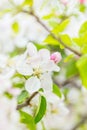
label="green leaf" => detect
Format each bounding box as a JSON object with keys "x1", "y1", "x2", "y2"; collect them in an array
[
  {"x1": 12, "y1": 21, "x2": 19, "y2": 33},
  {"x1": 81, "y1": 44, "x2": 87, "y2": 54},
  {"x1": 66, "y1": 59, "x2": 78, "y2": 78},
  {"x1": 42, "y1": 13, "x2": 54, "y2": 20},
  {"x1": 19, "y1": 111, "x2": 36, "y2": 130},
  {"x1": 76, "y1": 54, "x2": 87, "y2": 88},
  {"x1": 4, "y1": 92, "x2": 13, "y2": 99},
  {"x1": 17, "y1": 90, "x2": 29, "y2": 104},
  {"x1": 60, "y1": 34, "x2": 72, "y2": 46},
  {"x1": 64, "y1": 54, "x2": 74, "y2": 62},
  {"x1": 52, "y1": 19, "x2": 69, "y2": 34},
  {"x1": 73, "y1": 37, "x2": 82, "y2": 47},
  {"x1": 60, "y1": 19, "x2": 70, "y2": 31},
  {"x1": 44, "y1": 35, "x2": 60, "y2": 45},
  {"x1": 34, "y1": 95, "x2": 47, "y2": 123},
  {"x1": 79, "y1": 21, "x2": 87, "y2": 36},
  {"x1": 23, "y1": 0, "x2": 33, "y2": 6},
  {"x1": 79, "y1": 4, "x2": 86, "y2": 12},
  {"x1": 52, "y1": 84, "x2": 62, "y2": 98},
  {"x1": 0, "y1": 9, "x2": 12, "y2": 17}
]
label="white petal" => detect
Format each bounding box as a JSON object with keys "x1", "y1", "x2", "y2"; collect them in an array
[
  {"x1": 44, "y1": 91, "x2": 60, "y2": 104},
  {"x1": 38, "y1": 49, "x2": 50, "y2": 61},
  {"x1": 57, "y1": 103, "x2": 69, "y2": 116},
  {"x1": 25, "y1": 76, "x2": 41, "y2": 93},
  {"x1": 42, "y1": 61, "x2": 60, "y2": 72},
  {"x1": 16, "y1": 60, "x2": 33, "y2": 76},
  {"x1": 29, "y1": 55, "x2": 42, "y2": 68},
  {"x1": 40, "y1": 73, "x2": 52, "y2": 91},
  {"x1": 27, "y1": 42, "x2": 37, "y2": 57}
]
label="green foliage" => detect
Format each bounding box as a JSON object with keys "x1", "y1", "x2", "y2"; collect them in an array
[
  {"x1": 34, "y1": 95, "x2": 47, "y2": 123},
  {"x1": 44, "y1": 19, "x2": 70, "y2": 48},
  {"x1": 79, "y1": 4, "x2": 86, "y2": 13},
  {"x1": 60, "y1": 34, "x2": 72, "y2": 46},
  {"x1": 65, "y1": 59, "x2": 78, "y2": 78},
  {"x1": 42, "y1": 13, "x2": 54, "y2": 20},
  {"x1": 4, "y1": 92, "x2": 13, "y2": 99},
  {"x1": 73, "y1": 33, "x2": 87, "y2": 54},
  {"x1": 12, "y1": 21, "x2": 19, "y2": 33},
  {"x1": 9, "y1": 47, "x2": 26, "y2": 57},
  {"x1": 13, "y1": 82, "x2": 24, "y2": 88},
  {"x1": 44, "y1": 35, "x2": 60, "y2": 45},
  {"x1": 0, "y1": 9, "x2": 12, "y2": 17},
  {"x1": 79, "y1": 21, "x2": 87, "y2": 36},
  {"x1": 52, "y1": 84, "x2": 62, "y2": 98},
  {"x1": 52, "y1": 19, "x2": 70, "y2": 34},
  {"x1": 23, "y1": 0, "x2": 33, "y2": 6},
  {"x1": 19, "y1": 111, "x2": 36, "y2": 130},
  {"x1": 17, "y1": 90, "x2": 29, "y2": 104},
  {"x1": 64, "y1": 54, "x2": 74, "y2": 62},
  {"x1": 77, "y1": 54, "x2": 87, "y2": 88}
]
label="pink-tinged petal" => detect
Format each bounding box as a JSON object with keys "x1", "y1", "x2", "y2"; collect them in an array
[
  {"x1": 27, "y1": 42, "x2": 37, "y2": 57},
  {"x1": 25, "y1": 76, "x2": 41, "y2": 94},
  {"x1": 38, "y1": 49, "x2": 50, "y2": 61},
  {"x1": 61, "y1": 0, "x2": 68, "y2": 6},
  {"x1": 50, "y1": 52, "x2": 62, "y2": 63},
  {"x1": 40, "y1": 73, "x2": 53, "y2": 91}
]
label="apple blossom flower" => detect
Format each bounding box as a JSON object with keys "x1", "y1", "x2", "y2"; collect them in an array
[
  {"x1": 0, "y1": 77, "x2": 11, "y2": 94},
  {"x1": 16, "y1": 42, "x2": 61, "y2": 93},
  {"x1": 44, "y1": 91, "x2": 69, "y2": 116},
  {"x1": 0, "y1": 54, "x2": 16, "y2": 78},
  {"x1": 0, "y1": 96, "x2": 26, "y2": 130}
]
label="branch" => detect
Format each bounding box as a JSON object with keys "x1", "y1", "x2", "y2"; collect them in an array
[
  {"x1": 72, "y1": 116, "x2": 87, "y2": 130},
  {"x1": 16, "y1": 91, "x2": 38, "y2": 110},
  {"x1": 54, "y1": 75, "x2": 81, "y2": 88},
  {"x1": 22, "y1": 10, "x2": 81, "y2": 57}
]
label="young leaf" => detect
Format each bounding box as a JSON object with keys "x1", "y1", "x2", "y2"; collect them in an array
[
  {"x1": 60, "y1": 34, "x2": 72, "y2": 46},
  {"x1": 17, "y1": 90, "x2": 29, "y2": 104},
  {"x1": 64, "y1": 54, "x2": 74, "y2": 63},
  {"x1": 52, "y1": 19, "x2": 69, "y2": 34},
  {"x1": 44, "y1": 35, "x2": 60, "y2": 45},
  {"x1": 76, "y1": 54, "x2": 87, "y2": 88},
  {"x1": 52, "y1": 84, "x2": 62, "y2": 98},
  {"x1": 79, "y1": 21, "x2": 87, "y2": 36},
  {"x1": 66, "y1": 59, "x2": 78, "y2": 78},
  {"x1": 23, "y1": 0, "x2": 33, "y2": 6},
  {"x1": 19, "y1": 111, "x2": 36, "y2": 130},
  {"x1": 34, "y1": 95, "x2": 47, "y2": 123}
]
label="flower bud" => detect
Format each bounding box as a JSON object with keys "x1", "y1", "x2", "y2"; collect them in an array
[
  {"x1": 79, "y1": 0, "x2": 85, "y2": 4},
  {"x1": 50, "y1": 52, "x2": 62, "y2": 63}
]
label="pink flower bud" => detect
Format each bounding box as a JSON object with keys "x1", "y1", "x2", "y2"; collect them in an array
[
  {"x1": 79, "y1": 0, "x2": 85, "y2": 4},
  {"x1": 61, "y1": 0, "x2": 68, "y2": 6},
  {"x1": 50, "y1": 52, "x2": 62, "y2": 63}
]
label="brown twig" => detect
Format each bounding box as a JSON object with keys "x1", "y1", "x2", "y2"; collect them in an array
[
  {"x1": 22, "y1": 10, "x2": 81, "y2": 57},
  {"x1": 53, "y1": 74, "x2": 81, "y2": 88},
  {"x1": 16, "y1": 91, "x2": 38, "y2": 110},
  {"x1": 72, "y1": 116, "x2": 87, "y2": 130}
]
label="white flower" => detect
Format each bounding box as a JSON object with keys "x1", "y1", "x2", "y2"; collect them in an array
[
  {"x1": 0, "y1": 77, "x2": 11, "y2": 94},
  {"x1": 16, "y1": 42, "x2": 60, "y2": 93},
  {"x1": 0, "y1": 54, "x2": 15, "y2": 78},
  {"x1": 43, "y1": 92, "x2": 69, "y2": 130}
]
